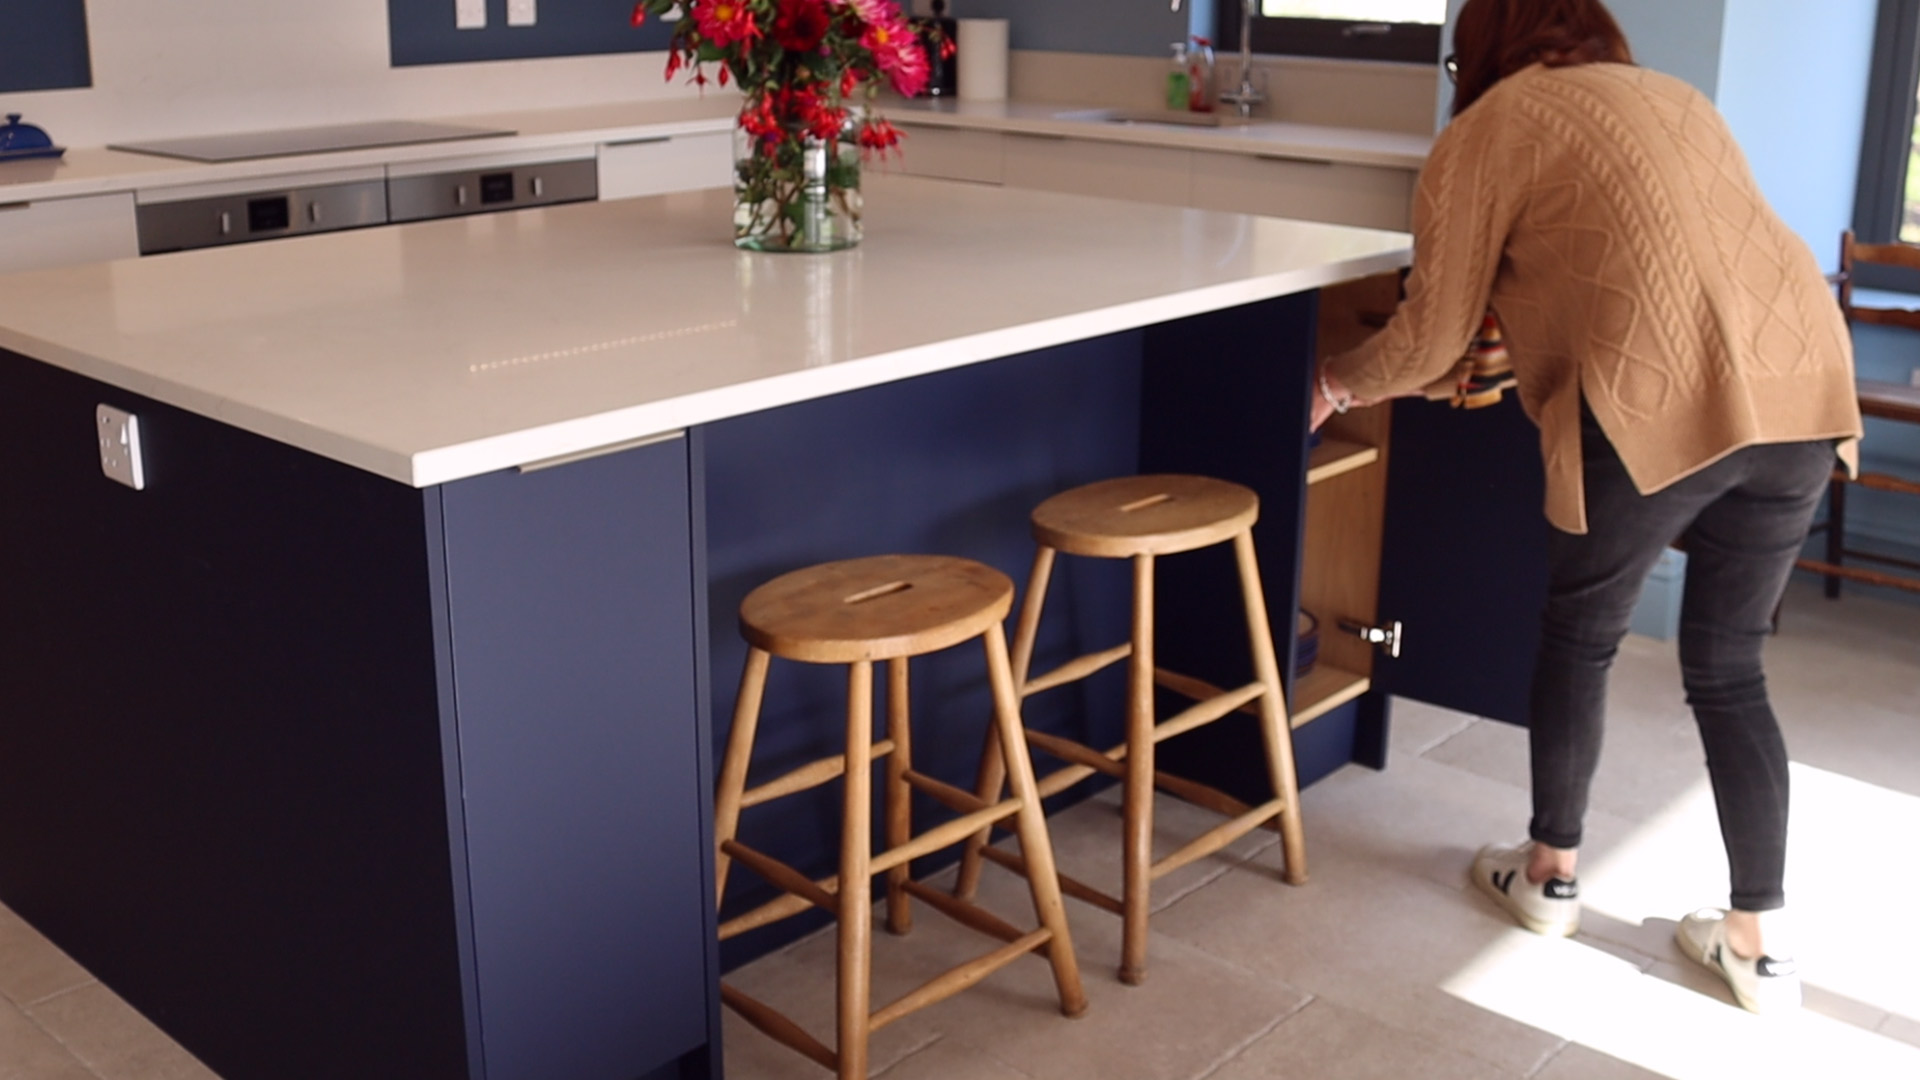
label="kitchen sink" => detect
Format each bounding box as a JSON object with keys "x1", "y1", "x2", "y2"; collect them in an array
[{"x1": 1052, "y1": 108, "x2": 1251, "y2": 129}]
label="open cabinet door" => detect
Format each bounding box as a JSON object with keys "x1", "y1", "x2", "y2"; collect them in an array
[{"x1": 1372, "y1": 393, "x2": 1551, "y2": 729}]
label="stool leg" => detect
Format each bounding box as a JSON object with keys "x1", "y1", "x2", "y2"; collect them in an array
[
  {"x1": 715, "y1": 647, "x2": 772, "y2": 908},
  {"x1": 984, "y1": 622, "x2": 1088, "y2": 1018},
  {"x1": 956, "y1": 546, "x2": 1055, "y2": 900},
  {"x1": 885, "y1": 657, "x2": 914, "y2": 936},
  {"x1": 1120, "y1": 553, "x2": 1156, "y2": 986},
  {"x1": 1233, "y1": 530, "x2": 1307, "y2": 886},
  {"x1": 838, "y1": 661, "x2": 876, "y2": 1080}
]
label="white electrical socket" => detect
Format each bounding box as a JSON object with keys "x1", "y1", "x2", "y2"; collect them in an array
[
  {"x1": 507, "y1": 0, "x2": 536, "y2": 26},
  {"x1": 456, "y1": 0, "x2": 487, "y2": 30},
  {"x1": 97, "y1": 405, "x2": 146, "y2": 491}
]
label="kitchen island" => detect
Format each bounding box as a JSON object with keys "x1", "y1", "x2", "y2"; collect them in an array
[{"x1": 0, "y1": 176, "x2": 1410, "y2": 1080}]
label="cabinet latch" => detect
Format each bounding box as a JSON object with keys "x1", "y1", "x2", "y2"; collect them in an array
[{"x1": 1339, "y1": 618, "x2": 1403, "y2": 659}]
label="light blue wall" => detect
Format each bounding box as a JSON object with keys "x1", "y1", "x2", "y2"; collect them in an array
[{"x1": 1715, "y1": 0, "x2": 1877, "y2": 273}]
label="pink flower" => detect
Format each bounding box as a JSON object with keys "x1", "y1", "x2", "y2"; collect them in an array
[
  {"x1": 693, "y1": 0, "x2": 761, "y2": 49},
  {"x1": 843, "y1": 0, "x2": 928, "y2": 97}
]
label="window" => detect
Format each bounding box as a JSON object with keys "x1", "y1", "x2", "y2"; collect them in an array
[
  {"x1": 1219, "y1": 0, "x2": 1446, "y2": 65},
  {"x1": 1854, "y1": 0, "x2": 1920, "y2": 287}
]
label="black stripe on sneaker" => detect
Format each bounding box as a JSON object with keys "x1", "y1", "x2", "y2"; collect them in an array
[
  {"x1": 1755, "y1": 956, "x2": 1797, "y2": 978},
  {"x1": 1543, "y1": 878, "x2": 1578, "y2": 900}
]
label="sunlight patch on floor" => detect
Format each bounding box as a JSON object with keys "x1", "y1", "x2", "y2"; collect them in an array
[{"x1": 1440, "y1": 761, "x2": 1920, "y2": 1078}]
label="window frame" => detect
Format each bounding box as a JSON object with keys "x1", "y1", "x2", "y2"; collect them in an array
[
  {"x1": 1216, "y1": 8, "x2": 1444, "y2": 66},
  {"x1": 1852, "y1": 0, "x2": 1920, "y2": 290}
]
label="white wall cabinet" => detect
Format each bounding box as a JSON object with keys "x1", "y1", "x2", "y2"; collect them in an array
[
  {"x1": 1189, "y1": 151, "x2": 1415, "y2": 232},
  {"x1": 597, "y1": 131, "x2": 734, "y2": 201},
  {"x1": 895, "y1": 122, "x2": 1417, "y2": 231},
  {"x1": 1002, "y1": 134, "x2": 1193, "y2": 207},
  {"x1": 0, "y1": 192, "x2": 140, "y2": 276},
  {"x1": 879, "y1": 126, "x2": 1006, "y2": 186}
]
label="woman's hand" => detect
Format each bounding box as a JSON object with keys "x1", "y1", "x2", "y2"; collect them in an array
[{"x1": 1311, "y1": 364, "x2": 1357, "y2": 432}]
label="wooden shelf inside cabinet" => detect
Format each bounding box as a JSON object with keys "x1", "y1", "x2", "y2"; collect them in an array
[
  {"x1": 1306, "y1": 438, "x2": 1381, "y2": 486},
  {"x1": 1290, "y1": 662, "x2": 1371, "y2": 728}
]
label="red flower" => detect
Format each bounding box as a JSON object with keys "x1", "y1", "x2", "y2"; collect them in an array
[
  {"x1": 630, "y1": 3, "x2": 647, "y2": 27},
  {"x1": 857, "y1": 118, "x2": 903, "y2": 156},
  {"x1": 693, "y1": 0, "x2": 761, "y2": 48},
  {"x1": 773, "y1": 0, "x2": 831, "y2": 53}
]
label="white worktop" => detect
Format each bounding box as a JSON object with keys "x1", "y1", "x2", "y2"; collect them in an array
[
  {"x1": 0, "y1": 175, "x2": 1409, "y2": 487},
  {"x1": 1, "y1": 95, "x2": 1431, "y2": 207},
  {"x1": 886, "y1": 98, "x2": 1433, "y2": 170},
  {"x1": 0, "y1": 97, "x2": 744, "y2": 204}
]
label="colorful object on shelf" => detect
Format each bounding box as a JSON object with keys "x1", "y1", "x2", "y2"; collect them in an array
[
  {"x1": 0, "y1": 113, "x2": 65, "y2": 162},
  {"x1": 1451, "y1": 309, "x2": 1518, "y2": 409},
  {"x1": 1188, "y1": 36, "x2": 1216, "y2": 113},
  {"x1": 630, "y1": 0, "x2": 934, "y2": 252}
]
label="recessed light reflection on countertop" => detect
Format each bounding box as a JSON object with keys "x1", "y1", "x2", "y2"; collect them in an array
[{"x1": 470, "y1": 320, "x2": 740, "y2": 374}]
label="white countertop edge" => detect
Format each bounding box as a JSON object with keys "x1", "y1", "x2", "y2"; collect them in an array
[
  {"x1": 888, "y1": 103, "x2": 1432, "y2": 171},
  {"x1": 401, "y1": 247, "x2": 1410, "y2": 488},
  {"x1": 2, "y1": 116, "x2": 739, "y2": 206}
]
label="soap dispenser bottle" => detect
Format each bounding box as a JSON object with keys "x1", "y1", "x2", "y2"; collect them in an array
[
  {"x1": 1166, "y1": 43, "x2": 1191, "y2": 111},
  {"x1": 1188, "y1": 36, "x2": 1216, "y2": 112}
]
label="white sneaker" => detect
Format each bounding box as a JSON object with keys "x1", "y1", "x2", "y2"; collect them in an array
[
  {"x1": 1675, "y1": 908, "x2": 1802, "y2": 1015},
  {"x1": 1470, "y1": 843, "x2": 1580, "y2": 937}
]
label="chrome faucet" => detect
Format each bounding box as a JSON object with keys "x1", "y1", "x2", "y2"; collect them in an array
[{"x1": 1217, "y1": 0, "x2": 1267, "y2": 118}]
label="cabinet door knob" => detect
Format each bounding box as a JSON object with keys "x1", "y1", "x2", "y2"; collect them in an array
[
  {"x1": 308, "y1": 202, "x2": 323, "y2": 224},
  {"x1": 218, "y1": 211, "x2": 232, "y2": 235},
  {"x1": 1339, "y1": 618, "x2": 1403, "y2": 659}
]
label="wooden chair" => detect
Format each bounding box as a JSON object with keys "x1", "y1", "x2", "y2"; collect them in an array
[
  {"x1": 1795, "y1": 232, "x2": 1920, "y2": 598},
  {"x1": 714, "y1": 554, "x2": 1087, "y2": 1080},
  {"x1": 954, "y1": 474, "x2": 1306, "y2": 986}
]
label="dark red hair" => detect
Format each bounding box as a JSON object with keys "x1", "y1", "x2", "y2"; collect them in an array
[{"x1": 1450, "y1": 0, "x2": 1634, "y2": 117}]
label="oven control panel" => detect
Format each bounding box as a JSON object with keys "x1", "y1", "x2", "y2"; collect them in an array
[
  {"x1": 387, "y1": 157, "x2": 597, "y2": 224},
  {"x1": 136, "y1": 179, "x2": 389, "y2": 255}
]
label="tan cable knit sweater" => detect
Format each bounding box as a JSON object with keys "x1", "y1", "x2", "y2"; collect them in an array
[{"x1": 1327, "y1": 62, "x2": 1862, "y2": 534}]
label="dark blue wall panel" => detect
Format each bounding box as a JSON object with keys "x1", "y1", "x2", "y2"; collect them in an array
[
  {"x1": 389, "y1": 0, "x2": 672, "y2": 66},
  {"x1": 0, "y1": 0, "x2": 92, "y2": 92},
  {"x1": 953, "y1": 0, "x2": 1202, "y2": 58}
]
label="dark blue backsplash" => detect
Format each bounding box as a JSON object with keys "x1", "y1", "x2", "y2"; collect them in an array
[
  {"x1": 389, "y1": 0, "x2": 673, "y2": 66},
  {"x1": 0, "y1": 0, "x2": 92, "y2": 93},
  {"x1": 946, "y1": 0, "x2": 1206, "y2": 57}
]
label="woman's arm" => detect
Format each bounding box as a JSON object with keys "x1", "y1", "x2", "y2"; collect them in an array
[{"x1": 1323, "y1": 101, "x2": 1519, "y2": 404}]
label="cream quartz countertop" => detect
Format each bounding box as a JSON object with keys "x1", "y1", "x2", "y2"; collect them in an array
[
  {"x1": 0, "y1": 96, "x2": 744, "y2": 204},
  {"x1": 0, "y1": 175, "x2": 1409, "y2": 488},
  {"x1": 886, "y1": 98, "x2": 1433, "y2": 170}
]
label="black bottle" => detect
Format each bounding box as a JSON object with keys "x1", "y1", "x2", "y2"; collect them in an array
[{"x1": 911, "y1": 0, "x2": 959, "y2": 98}]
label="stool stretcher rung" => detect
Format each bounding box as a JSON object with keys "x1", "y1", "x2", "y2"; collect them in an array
[
  {"x1": 1034, "y1": 762, "x2": 1103, "y2": 800},
  {"x1": 1154, "y1": 667, "x2": 1262, "y2": 718},
  {"x1": 869, "y1": 928, "x2": 1053, "y2": 1032},
  {"x1": 1023, "y1": 643, "x2": 1132, "y2": 696},
  {"x1": 1150, "y1": 796, "x2": 1288, "y2": 881},
  {"x1": 903, "y1": 769, "x2": 990, "y2": 815},
  {"x1": 721, "y1": 840, "x2": 839, "y2": 918},
  {"x1": 1026, "y1": 729, "x2": 1127, "y2": 779},
  {"x1": 979, "y1": 845, "x2": 1125, "y2": 915},
  {"x1": 872, "y1": 798, "x2": 1023, "y2": 877},
  {"x1": 1152, "y1": 681, "x2": 1267, "y2": 745},
  {"x1": 720, "y1": 888, "x2": 822, "y2": 941},
  {"x1": 740, "y1": 739, "x2": 896, "y2": 809},
  {"x1": 901, "y1": 878, "x2": 1034, "y2": 946},
  {"x1": 720, "y1": 983, "x2": 837, "y2": 1072}
]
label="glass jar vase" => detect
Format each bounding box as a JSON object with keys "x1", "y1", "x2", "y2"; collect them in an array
[{"x1": 732, "y1": 118, "x2": 862, "y2": 254}]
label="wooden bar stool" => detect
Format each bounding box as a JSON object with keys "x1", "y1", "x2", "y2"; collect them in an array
[
  {"x1": 954, "y1": 475, "x2": 1307, "y2": 985},
  {"x1": 714, "y1": 554, "x2": 1087, "y2": 1080}
]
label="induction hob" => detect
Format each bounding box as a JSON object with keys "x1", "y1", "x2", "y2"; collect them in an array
[{"x1": 111, "y1": 120, "x2": 516, "y2": 163}]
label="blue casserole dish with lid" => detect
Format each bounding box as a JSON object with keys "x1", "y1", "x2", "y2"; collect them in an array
[{"x1": 0, "y1": 114, "x2": 66, "y2": 161}]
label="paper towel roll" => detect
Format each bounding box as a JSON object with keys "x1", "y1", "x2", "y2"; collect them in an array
[{"x1": 956, "y1": 19, "x2": 1010, "y2": 102}]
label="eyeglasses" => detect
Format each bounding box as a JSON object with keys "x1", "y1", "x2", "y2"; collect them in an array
[{"x1": 1443, "y1": 53, "x2": 1458, "y2": 83}]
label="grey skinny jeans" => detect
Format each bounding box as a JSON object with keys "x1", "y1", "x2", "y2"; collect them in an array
[{"x1": 1527, "y1": 408, "x2": 1836, "y2": 913}]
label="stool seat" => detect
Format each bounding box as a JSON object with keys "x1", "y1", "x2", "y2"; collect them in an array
[
  {"x1": 741, "y1": 554, "x2": 1015, "y2": 664},
  {"x1": 1031, "y1": 474, "x2": 1259, "y2": 558}
]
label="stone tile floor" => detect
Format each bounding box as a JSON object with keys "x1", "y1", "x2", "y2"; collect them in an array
[{"x1": 3, "y1": 577, "x2": 1916, "y2": 1079}]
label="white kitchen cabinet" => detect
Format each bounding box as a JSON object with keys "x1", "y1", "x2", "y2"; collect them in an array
[
  {"x1": 1002, "y1": 134, "x2": 1193, "y2": 206},
  {"x1": 0, "y1": 192, "x2": 140, "y2": 275},
  {"x1": 597, "y1": 131, "x2": 734, "y2": 201},
  {"x1": 881, "y1": 126, "x2": 1005, "y2": 185},
  {"x1": 1189, "y1": 150, "x2": 1414, "y2": 232}
]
